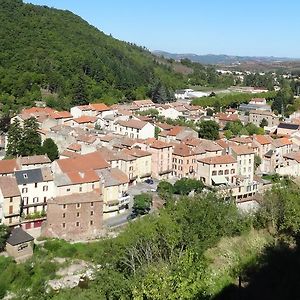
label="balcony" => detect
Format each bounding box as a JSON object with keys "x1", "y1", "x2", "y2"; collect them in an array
[{"x1": 119, "y1": 192, "x2": 130, "y2": 206}]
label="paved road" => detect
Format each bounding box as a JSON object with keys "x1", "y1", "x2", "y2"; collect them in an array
[{"x1": 103, "y1": 180, "x2": 159, "y2": 228}]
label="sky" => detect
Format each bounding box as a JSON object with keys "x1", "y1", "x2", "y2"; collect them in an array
[{"x1": 24, "y1": 0, "x2": 300, "y2": 58}]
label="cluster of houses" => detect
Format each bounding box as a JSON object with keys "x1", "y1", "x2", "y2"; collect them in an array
[{"x1": 3, "y1": 95, "x2": 300, "y2": 259}]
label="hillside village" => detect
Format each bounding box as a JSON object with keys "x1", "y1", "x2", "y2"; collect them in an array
[{"x1": 2, "y1": 93, "x2": 300, "y2": 256}]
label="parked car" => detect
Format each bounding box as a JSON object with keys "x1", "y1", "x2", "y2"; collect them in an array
[
  {"x1": 127, "y1": 212, "x2": 138, "y2": 221},
  {"x1": 144, "y1": 178, "x2": 154, "y2": 184}
]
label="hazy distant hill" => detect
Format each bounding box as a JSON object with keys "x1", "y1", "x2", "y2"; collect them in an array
[{"x1": 153, "y1": 50, "x2": 299, "y2": 65}]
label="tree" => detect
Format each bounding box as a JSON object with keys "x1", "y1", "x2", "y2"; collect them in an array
[
  {"x1": 173, "y1": 178, "x2": 204, "y2": 195},
  {"x1": 206, "y1": 108, "x2": 214, "y2": 116},
  {"x1": 71, "y1": 73, "x2": 89, "y2": 106},
  {"x1": 260, "y1": 118, "x2": 268, "y2": 128},
  {"x1": 157, "y1": 181, "x2": 174, "y2": 200},
  {"x1": 154, "y1": 127, "x2": 161, "y2": 139},
  {"x1": 20, "y1": 117, "x2": 42, "y2": 156},
  {"x1": 6, "y1": 119, "x2": 22, "y2": 157},
  {"x1": 224, "y1": 130, "x2": 233, "y2": 139},
  {"x1": 132, "y1": 193, "x2": 152, "y2": 215},
  {"x1": 0, "y1": 225, "x2": 9, "y2": 252},
  {"x1": 198, "y1": 120, "x2": 219, "y2": 140},
  {"x1": 254, "y1": 154, "x2": 261, "y2": 171},
  {"x1": 41, "y1": 138, "x2": 59, "y2": 161}
]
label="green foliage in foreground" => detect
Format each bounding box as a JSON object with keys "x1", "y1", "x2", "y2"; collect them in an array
[{"x1": 3, "y1": 182, "x2": 300, "y2": 299}]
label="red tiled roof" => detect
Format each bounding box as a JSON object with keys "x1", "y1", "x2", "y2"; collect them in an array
[
  {"x1": 0, "y1": 159, "x2": 20, "y2": 174},
  {"x1": 254, "y1": 135, "x2": 273, "y2": 145},
  {"x1": 117, "y1": 119, "x2": 148, "y2": 129},
  {"x1": 231, "y1": 145, "x2": 255, "y2": 155},
  {"x1": 284, "y1": 151, "x2": 300, "y2": 163},
  {"x1": 199, "y1": 155, "x2": 237, "y2": 165},
  {"x1": 0, "y1": 177, "x2": 20, "y2": 197},
  {"x1": 123, "y1": 148, "x2": 152, "y2": 158},
  {"x1": 133, "y1": 99, "x2": 154, "y2": 106},
  {"x1": 67, "y1": 170, "x2": 99, "y2": 184},
  {"x1": 67, "y1": 143, "x2": 82, "y2": 152},
  {"x1": 90, "y1": 103, "x2": 109, "y2": 112},
  {"x1": 173, "y1": 143, "x2": 195, "y2": 157},
  {"x1": 145, "y1": 138, "x2": 172, "y2": 149},
  {"x1": 73, "y1": 116, "x2": 97, "y2": 124},
  {"x1": 57, "y1": 151, "x2": 109, "y2": 173}
]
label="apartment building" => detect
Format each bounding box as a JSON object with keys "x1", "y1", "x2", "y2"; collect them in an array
[
  {"x1": 142, "y1": 139, "x2": 173, "y2": 179},
  {"x1": 172, "y1": 143, "x2": 197, "y2": 178},
  {"x1": 249, "y1": 110, "x2": 279, "y2": 127},
  {"x1": 115, "y1": 119, "x2": 155, "y2": 139},
  {"x1": 43, "y1": 191, "x2": 103, "y2": 241},
  {"x1": 15, "y1": 168, "x2": 54, "y2": 216},
  {"x1": 230, "y1": 145, "x2": 255, "y2": 183},
  {"x1": 197, "y1": 155, "x2": 237, "y2": 186},
  {"x1": 0, "y1": 177, "x2": 21, "y2": 226}
]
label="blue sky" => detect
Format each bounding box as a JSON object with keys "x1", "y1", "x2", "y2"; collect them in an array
[{"x1": 24, "y1": 0, "x2": 300, "y2": 58}]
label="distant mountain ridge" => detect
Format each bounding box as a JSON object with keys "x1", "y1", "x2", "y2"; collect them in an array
[{"x1": 153, "y1": 50, "x2": 300, "y2": 65}]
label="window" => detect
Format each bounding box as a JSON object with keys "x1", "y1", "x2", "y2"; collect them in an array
[
  {"x1": 76, "y1": 221, "x2": 80, "y2": 227},
  {"x1": 90, "y1": 220, "x2": 93, "y2": 225},
  {"x1": 23, "y1": 173, "x2": 28, "y2": 179},
  {"x1": 23, "y1": 197, "x2": 28, "y2": 205},
  {"x1": 231, "y1": 169, "x2": 235, "y2": 174},
  {"x1": 34, "y1": 183, "x2": 38, "y2": 188},
  {"x1": 66, "y1": 188, "x2": 70, "y2": 192},
  {"x1": 90, "y1": 211, "x2": 94, "y2": 216},
  {"x1": 218, "y1": 170, "x2": 223, "y2": 175},
  {"x1": 225, "y1": 169, "x2": 229, "y2": 175},
  {"x1": 76, "y1": 203, "x2": 81, "y2": 209},
  {"x1": 33, "y1": 197, "x2": 39, "y2": 203},
  {"x1": 77, "y1": 212, "x2": 80, "y2": 217},
  {"x1": 63, "y1": 204, "x2": 66, "y2": 209},
  {"x1": 22, "y1": 188, "x2": 28, "y2": 193},
  {"x1": 43, "y1": 186, "x2": 48, "y2": 192},
  {"x1": 212, "y1": 171, "x2": 217, "y2": 176},
  {"x1": 9, "y1": 197, "x2": 13, "y2": 203},
  {"x1": 62, "y1": 213, "x2": 66, "y2": 218},
  {"x1": 79, "y1": 187, "x2": 82, "y2": 192},
  {"x1": 91, "y1": 202, "x2": 94, "y2": 207},
  {"x1": 9, "y1": 205, "x2": 13, "y2": 214},
  {"x1": 62, "y1": 223, "x2": 66, "y2": 228}
]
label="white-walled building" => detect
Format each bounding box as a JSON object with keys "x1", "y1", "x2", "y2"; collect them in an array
[{"x1": 15, "y1": 168, "x2": 55, "y2": 216}]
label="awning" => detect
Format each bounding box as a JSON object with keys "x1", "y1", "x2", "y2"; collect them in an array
[{"x1": 212, "y1": 176, "x2": 228, "y2": 185}]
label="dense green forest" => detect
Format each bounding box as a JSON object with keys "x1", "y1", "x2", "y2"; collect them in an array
[
  {"x1": 1, "y1": 179, "x2": 300, "y2": 299},
  {"x1": 0, "y1": 0, "x2": 237, "y2": 113}
]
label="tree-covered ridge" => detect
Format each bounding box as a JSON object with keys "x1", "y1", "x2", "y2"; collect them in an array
[{"x1": 0, "y1": 0, "x2": 185, "y2": 109}]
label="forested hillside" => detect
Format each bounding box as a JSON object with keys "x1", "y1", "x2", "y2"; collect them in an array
[{"x1": 0, "y1": 0, "x2": 186, "y2": 110}]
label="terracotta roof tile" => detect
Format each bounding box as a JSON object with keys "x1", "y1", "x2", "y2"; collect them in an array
[
  {"x1": 90, "y1": 103, "x2": 109, "y2": 112},
  {"x1": 254, "y1": 135, "x2": 273, "y2": 145},
  {"x1": 57, "y1": 151, "x2": 109, "y2": 173},
  {"x1": 117, "y1": 119, "x2": 148, "y2": 129},
  {"x1": 0, "y1": 177, "x2": 20, "y2": 197},
  {"x1": 73, "y1": 116, "x2": 97, "y2": 124},
  {"x1": 173, "y1": 143, "x2": 195, "y2": 157},
  {"x1": 0, "y1": 159, "x2": 20, "y2": 174},
  {"x1": 231, "y1": 145, "x2": 255, "y2": 155},
  {"x1": 67, "y1": 170, "x2": 99, "y2": 184},
  {"x1": 199, "y1": 155, "x2": 237, "y2": 165},
  {"x1": 20, "y1": 155, "x2": 50, "y2": 165}
]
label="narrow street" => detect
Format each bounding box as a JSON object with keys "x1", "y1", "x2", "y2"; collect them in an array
[{"x1": 103, "y1": 179, "x2": 159, "y2": 228}]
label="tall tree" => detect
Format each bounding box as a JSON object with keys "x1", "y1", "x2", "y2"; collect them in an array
[
  {"x1": 71, "y1": 74, "x2": 89, "y2": 106},
  {"x1": 21, "y1": 117, "x2": 42, "y2": 156},
  {"x1": 198, "y1": 120, "x2": 220, "y2": 140},
  {"x1": 6, "y1": 118, "x2": 22, "y2": 157},
  {"x1": 41, "y1": 138, "x2": 59, "y2": 161}
]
